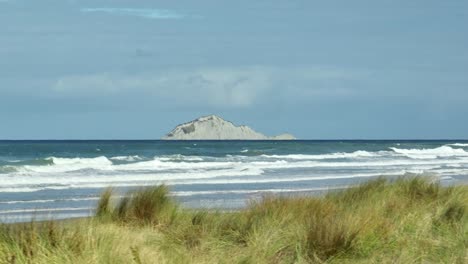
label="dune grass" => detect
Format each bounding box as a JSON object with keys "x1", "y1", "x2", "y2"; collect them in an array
[
  {"x1": 96, "y1": 185, "x2": 175, "y2": 225},
  {"x1": 0, "y1": 176, "x2": 467, "y2": 263}
]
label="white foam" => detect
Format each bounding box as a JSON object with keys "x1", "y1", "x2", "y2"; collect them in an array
[
  {"x1": 115, "y1": 171, "x2": 426, "y2": 187},
  {"x1": 0, "y1": 165, "x2": 265, "y2": 192},
  {"x1": 0, "y1": 199, "x2": 56, "y2": 204},
  {"x1": 0, "y1": 187, "x2": 42, "y2": 193},
  {"x1": 158, "y1": 154, "x2": 205, "y2": 162},
  {"x1": 0, "y1": 207, "x2": 92, "y2": 214},
  {"x1": 440, "y1": 176, "x2": 454, "y2": 180},
  {"x1": 2, "y1": 155, "x2": 467, "y2": 193},
  {"x1": 390, "y1": 146, "x2": 468, "y2": 159},
  {"x1": 12, "y1": 148, "x2": 468, "y2": 177},
  {"x1": 447, "y1": 143, "x2": 468, "y2": 147},
  {"x1": 0, "y1": 197, "x2": 100, "y2": 204},
  {"x1": 261, "y1": 150, "x2": 379, "y2": 160},
  {"x1": 113, "y1": 159, "x2": 236, "y2": 171},
  {"x1": 1, "y1": 146, "x2": 467, "y2": 194},
  {"x1": 20, "y1": 156, "x2": 113, "y2": 173},
  {"x1": 252, "y1": 158, "x2": 466, "y2": 170},
  {"x1": 50, "y1": 156, "x2": 112, "y2": 166},
  {"x1": 15, "y1": 156, "x2": 213, "y2": 174},
  {"x1": 0, "y1": 171, "x2": 397, "y2": 192},
  {"x1": 110, "y1": 155, "x2": 143, "y2": 162},
  {"x1": 171, "y1": 171, "x2": 416, "y2": 186},
  {"x1": 171, "y1": 187, "x2": 347, "y2": 197},
  {"x1": 433, "y1": 168, "x2": 468, "y2": 174}
]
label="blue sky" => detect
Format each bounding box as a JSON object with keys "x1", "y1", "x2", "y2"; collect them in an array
[{"x1": 1, "y1": 0, "x2": 467, "y2": 139}]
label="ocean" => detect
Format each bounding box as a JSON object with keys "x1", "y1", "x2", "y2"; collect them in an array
[{"x1": 1, "y1": 140, "x2": 467, "y2": 223}]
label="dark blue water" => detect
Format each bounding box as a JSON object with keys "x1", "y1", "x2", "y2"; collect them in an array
[{"x1": 1, "y1": 140, "x2": 467, "y2": 222}]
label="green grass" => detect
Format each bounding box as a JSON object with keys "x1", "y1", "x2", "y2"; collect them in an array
[
  {"x1": 97, "y1": 185, "x2": 174, "y2": 225},
  {"x1": 0, "y1": 175, "x2": 467, "y2": 263}
]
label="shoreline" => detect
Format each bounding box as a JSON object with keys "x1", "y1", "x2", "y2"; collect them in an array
[
  {"x1": 1, "y1": 176, "x2": 466, "y2": 263},
  {"x1": 3, "y1": 175, "x2": 468, "y2": 225}
]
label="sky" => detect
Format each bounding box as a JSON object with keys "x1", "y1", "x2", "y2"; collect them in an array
[{"x1": 1, "y1": 0, "x2": 467, "y2": 139}]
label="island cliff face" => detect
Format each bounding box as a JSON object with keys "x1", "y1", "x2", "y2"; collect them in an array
[{"x1": 162, "y1": 115, "x2": 296, "y2": 140}]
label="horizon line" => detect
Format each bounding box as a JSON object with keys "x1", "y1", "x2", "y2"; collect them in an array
[{"x1": 1, "y1": 139, "x2": 468, "y2": 141}]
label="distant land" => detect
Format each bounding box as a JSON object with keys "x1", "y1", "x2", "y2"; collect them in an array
[{"x1": 162, "y1": 115, "x2": 296, "y2": 140}]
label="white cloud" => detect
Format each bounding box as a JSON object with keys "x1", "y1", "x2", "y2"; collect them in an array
[
  {"x1": 80, "y1": 8, "x2": 185, "y2": 19},
  {"x1": 53, "y1": 66, "x2": 365, "y2": 108}
]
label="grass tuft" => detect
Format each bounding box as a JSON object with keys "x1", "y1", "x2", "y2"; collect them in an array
[
  {"x1": 126, "y1": 185, "x2": 170, "y2": 224},
  {"x1": 96, "y1": 185, "x2": 173, "y2": 225},
  {"x1": 306, "y1": 214, "x2": 360, "y2": 261},
  {"x1": 440, "y1": 201, "x2": 466, "y2": 224},
  {"x1": 96, "y1": 187, "x2": 113, "y2": 219},
  {"x1": 401, "y1": 176, "x2": 443, "y2": 200}
]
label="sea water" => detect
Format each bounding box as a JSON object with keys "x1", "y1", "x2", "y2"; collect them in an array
[{"x1": 1, "y1": 140, "x2": 467, "y2": 222}]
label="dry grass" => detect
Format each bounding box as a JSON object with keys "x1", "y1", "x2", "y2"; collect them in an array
[{"x1": 0, "y1": 175, "x2": 467, "y2": 263}]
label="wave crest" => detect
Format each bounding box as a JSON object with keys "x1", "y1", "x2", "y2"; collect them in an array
[
  {"x1": 261, "y1": 150, "x2": 378, "y2": 160},
  {"x1": 110, "y1": 155, "x2": 143, "y2": 162},
  {"x1": 447, "y1": 143, "x2": 468, "y2": 147},
  {"x1": 390, "y1": 146, "x2": 468, "y2": 159}
]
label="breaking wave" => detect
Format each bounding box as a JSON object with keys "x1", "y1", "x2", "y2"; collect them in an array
[
  {"x1": 1, "y1": 145, "x2": 467, "y2": 194},
  {"x1": 447, "y1": 143, "x2": 468, "y2": 147},
  {"x1": 110, "y1": 155, "x2": 143, "y2": 162},
  {"x1": 390, "y1": 146, "x2": 468, "y2": 159},
  {"x1": 1, "y1": 141, "x2": 467, "y2": 222},
  {"x1": 261, "y1": 150, "x2": 378, "y2": 160}
]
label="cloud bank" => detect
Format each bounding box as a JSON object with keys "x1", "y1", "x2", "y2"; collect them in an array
[
  {"x1": 80, "y1": 8, "x2": 185, "y2": 19},
  {"x1": 53, "y1": 66, "x2": 365, "y2": 108}
]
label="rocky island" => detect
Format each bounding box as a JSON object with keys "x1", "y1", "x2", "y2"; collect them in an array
[{"x1": 162, "y1": 115, "x2": 296, "y2": 140}]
